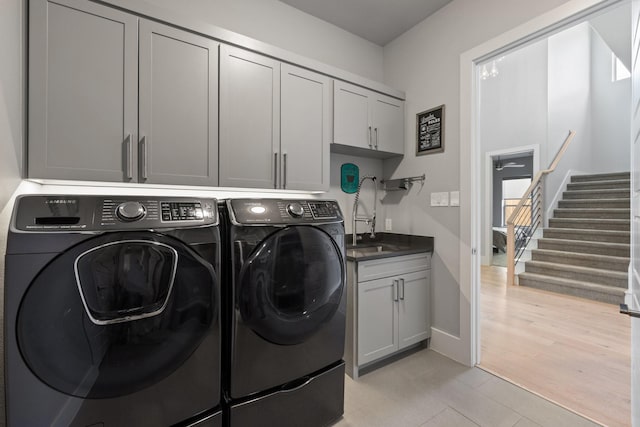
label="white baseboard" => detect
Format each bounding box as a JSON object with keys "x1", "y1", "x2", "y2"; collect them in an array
[
  {"x1": 430, "y1": 327, "x2": 472, "y2": 367},
  {"x1": 545, "y1": 169, "x2": 576, "y2": 226}
]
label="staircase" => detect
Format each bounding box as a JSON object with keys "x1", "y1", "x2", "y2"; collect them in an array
[{"x1": 518, "y1": 172, "x2": 630, "y2": 304}]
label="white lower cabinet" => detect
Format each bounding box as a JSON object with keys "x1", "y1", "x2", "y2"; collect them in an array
[{"x1": 346, "y1": 253, "x2": 431, "y2": 378}]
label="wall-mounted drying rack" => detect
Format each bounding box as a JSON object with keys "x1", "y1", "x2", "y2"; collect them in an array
[{"x1": 380, "y1": 174, "x2": 426, "y2": 191}]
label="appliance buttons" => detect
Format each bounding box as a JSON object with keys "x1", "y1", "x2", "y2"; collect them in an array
[
  {"x1": 286, "y1": 202, "x2": 305, "y2": 218},
  {"x1": 116, "y1": 201, "x2": 146, "y2": 222}
]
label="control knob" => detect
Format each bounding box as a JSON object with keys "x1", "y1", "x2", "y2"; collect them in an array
[
  {"x1": 286, "y1": 202, "x2": 305, "y2": 218},
  {"x1": 116, "y1": 201, "x2": 146, "y2": 222}
]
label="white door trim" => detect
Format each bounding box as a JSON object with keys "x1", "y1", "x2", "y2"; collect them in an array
[
  {"x1": 458, "y1": 0, "x2": 624, "y2": 367},
  {"x1": 483, "y1": 145, "x2": 540, "y2": 266}
]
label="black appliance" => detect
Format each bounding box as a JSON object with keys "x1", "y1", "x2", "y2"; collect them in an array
[
  {"x1": 4, "y1": 195, "x2": 223, "y2": 427},
  {"x1": 221, "y1": 199, "x2": 346, "y2": 427}
]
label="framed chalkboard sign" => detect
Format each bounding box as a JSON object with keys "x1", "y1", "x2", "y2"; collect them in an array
[{"x1": 416, "y1": 104, "x2": 445, "y2": 156}]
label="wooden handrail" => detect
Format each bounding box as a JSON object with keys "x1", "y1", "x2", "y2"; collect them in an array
[{"x1": 506, "y1": 130, "x2": 576, "y2": 286}]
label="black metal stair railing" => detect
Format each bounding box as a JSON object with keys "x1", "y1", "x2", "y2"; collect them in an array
[{"x1": 506, "y1": 130, "x2": 576, "y2": 286}]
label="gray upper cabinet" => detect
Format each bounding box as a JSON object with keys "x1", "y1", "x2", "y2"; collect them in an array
[
  {"x1": 372, "y1": 95, "x2": 404, "y2": 155},
  {"x1": 334, "y1": 81, "x2": 371, "y2": 150},
  {"x1": 281, "y1": 64, "x2": 331, "y2": 191},
  {"x1": 29, "y1": 0, "x2": 219, "y2": 186},
  {"x1": 29, "y1": 0, "x2": 138, "y2": 181},
  {"x1": 219, "y1": 45, "x2": 280, "y2": 189},
  {"x1": 333, "y1": 80, "x2": 405, "y2": 158},
  {"x1": 139, "y1": 20, "x2": 219, "y2": 186},
  {"x1": 29, "y1": 0, "x2": 401, "y2": 189},
  {"x1": 220, "y1": 48, "x2": 331, "y2": 191}
]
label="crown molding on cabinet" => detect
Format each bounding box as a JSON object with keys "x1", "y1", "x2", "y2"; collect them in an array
[{"x1": 92, "y1": 0, "x2": 405, "y2": 100}]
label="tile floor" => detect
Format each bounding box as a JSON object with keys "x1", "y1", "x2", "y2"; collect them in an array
[{"x1": 334, "y1": 349, "x2": 601, "y2": 427}]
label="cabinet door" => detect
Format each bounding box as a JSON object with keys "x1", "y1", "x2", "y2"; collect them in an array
[
  {"x1": 219, "y1": 45, "x2": 280, "y2": 188},
  {"x1": 139, "y1": 20, "x2": 219, "y2": 186},
  {"x1": 372, "y1": 95, "x2": 404, "y2": 155},
  {"x1": 281, "y1": 64, "x2": 330, "y2": 191},
  {"x1": 333, "y1": 81, "x2": 371, "y2": 150},
  {"x1": 357, "y1": 277, "x2": 398, "y2": 365},
  {"x1": 398, "y1": 270, "x2": 431, "y2": 349},
  {"x1": 29, "y1": 0, "x2": 138, "y2": 181}
]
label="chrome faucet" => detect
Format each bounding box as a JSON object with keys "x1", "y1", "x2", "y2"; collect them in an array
[{"x1": 352, "y1": 175, "x2": 377, "y2": 246}]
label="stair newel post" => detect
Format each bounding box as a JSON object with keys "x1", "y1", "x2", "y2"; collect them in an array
[{"x1": 507, "y1": 222, "x2": 516, "y2": 286}]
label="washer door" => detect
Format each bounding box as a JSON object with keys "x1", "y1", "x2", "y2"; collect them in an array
[
  {"x1": 16, "y1": 232, "x2": 217, "y2": 399},
  {"x1": 238, "y1": 226, "x2": 344, "y2": 345}
]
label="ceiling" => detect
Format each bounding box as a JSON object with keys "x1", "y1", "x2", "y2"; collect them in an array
[{"x1": 278, "y1": 0, "x2": 453, "y2": 46}]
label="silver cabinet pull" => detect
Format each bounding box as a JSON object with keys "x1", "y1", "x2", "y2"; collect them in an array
[
  {"x1": 124, "y1": 134, "x2": 132, "y2": 180},
  {"x1": 368, "y1": 126, "x2": 372, "y2": 148},
  {"x1": 283, "y1": 152, "x2": 288, "y2": 189},
  {"x1": 393, "y1": 280, "x2": 399, "y2": 302},
  {"x1": 374, "y1": 127, "x2": 379, "y2": 149},
  {"x1": 400, "y1": 278, "x2": 405, "y2": 300},
  {"x1": 140, "y1": 136, "x2": 148, "y2": 181},
  {"x1": 274, "y1": 152, "x2": 278, "y2": 189}
]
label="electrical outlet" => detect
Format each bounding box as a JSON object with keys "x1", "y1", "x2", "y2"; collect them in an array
[{"x1": 385, "y1": 218, "x2": 392, "y2": 231}]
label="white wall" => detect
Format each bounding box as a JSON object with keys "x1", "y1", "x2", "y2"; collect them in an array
[
  {"x1": 0, "y1": 0, "x2": 23, "y2": 211},
  {"x1": 141, "y1": 0, "x2": 384, "y2": 82},
  {"x1": 479, "y1": 41, "x2": 549, "y2": 155},
  {"x1": 590, "y1": 27, "x2": 631, "y2": 173},
  {"x1": 382, "y1": 0, "x2": 572, "y2": 339},
  {"x1": 479, "y1": 40, "x2": 547, "y2": 261},
  {"x1": 545, "y1": 23, "x2": 593, "y2": 207}
]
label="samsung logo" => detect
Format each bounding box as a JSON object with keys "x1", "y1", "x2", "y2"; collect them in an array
[{"x1": 45, "y1": 199, "x2": 77, "y2": 204}]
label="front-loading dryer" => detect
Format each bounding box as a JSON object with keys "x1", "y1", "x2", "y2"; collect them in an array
[
  {"x1": 4, "y1": 195, "x2": 223, "y2": 427},
  {"x1": 221, "y1": 199, "x2": 346, "y2": 427}
]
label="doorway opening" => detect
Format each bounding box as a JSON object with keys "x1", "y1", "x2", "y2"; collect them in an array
[
  {"x1": 483, "y1": 148, "x2": 537, "y2": 267},
  {"x1": 475, "y1": 2, "x2": 632, "y2": 425}
]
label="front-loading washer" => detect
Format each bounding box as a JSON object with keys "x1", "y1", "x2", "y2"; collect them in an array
[
  {"x1": 221, "y1": 198, "x2": 346, "y2": 427},
  {"x1": 4, "y1": 195, "x2": 222, "y2": 426}
]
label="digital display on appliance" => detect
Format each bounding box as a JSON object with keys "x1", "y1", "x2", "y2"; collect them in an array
[{"x1": 161, "y1": 202, "x2": 204, "y2": 221}]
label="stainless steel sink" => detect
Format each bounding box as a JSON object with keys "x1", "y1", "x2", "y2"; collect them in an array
[{"x1": 346, "y1": 243, "x2": 407, "y2": 258}]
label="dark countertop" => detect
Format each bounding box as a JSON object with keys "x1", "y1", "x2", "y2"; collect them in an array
[{"x1": 345, "y1": 233, "x2": 434, "y2": 261}]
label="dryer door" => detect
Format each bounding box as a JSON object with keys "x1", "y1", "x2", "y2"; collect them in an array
[
  {"x1": 238, "y1": 226, "x2": 344, "y2": 345},
  {"x1": 16, "y1": 231, "x2": 217, "y2": 399}
]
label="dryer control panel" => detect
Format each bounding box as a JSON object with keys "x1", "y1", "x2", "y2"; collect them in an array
[
  {"x1": 13, "y1": 195, "x2": 218, "y2": 231},
  {"x1": 229, "y1": 199, "x2": 343, "y2": 225}
]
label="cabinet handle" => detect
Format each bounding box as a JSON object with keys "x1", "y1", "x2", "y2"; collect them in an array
[
  {"x1": 274, "y1": 152, "x2": 278, "y2": 189},
  {"x1": 124, "y1": 134, "x2": 132, "y2": 180},
  {"x1": 140, "y1": 136, "x2": 148, "y2": 181},
  {"x1": 400, "y1": 278, "x2": 405, "y2": 300},
  {"x1": 368, "y1": 126, "x2": 372, "y2": 148},
  {"x1": 283, "y1": 152, "x2": 288, "y2": 189},
  {"x1": 374, "y1": 127, "x2": 379, "y2": 149},
  {"x1": 393, "y1": 280, "x2": 399, "y2": 302}
]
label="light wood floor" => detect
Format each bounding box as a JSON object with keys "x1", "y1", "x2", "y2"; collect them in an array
[{"x1": 479, "y1": 265, "x2": 631, "y2": 427}]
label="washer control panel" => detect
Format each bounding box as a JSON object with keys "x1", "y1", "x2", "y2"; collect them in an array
[
  {"x1": 230, "y1": 199, "x2": 343, "y2": 225},
  {"x1": 116, "y1": 201, "x2": 146, "y2": 221},
  {"x1": 161, "y1": 202, "x2": 204, "y2": 222},
  {"x1": 13, "y1": 195, "x2": 218, "y2": 231}
]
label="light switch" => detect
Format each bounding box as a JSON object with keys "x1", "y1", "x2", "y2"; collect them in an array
[
  {"x1": 450, "y1": 191, "x2": 460, "y2": 207},
  {"x1": 385, "y1": 218, "x2": 393, "y2": 231},
  {"x1": 430, "y1": 192, "x2": 449, "y2": 207}
]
